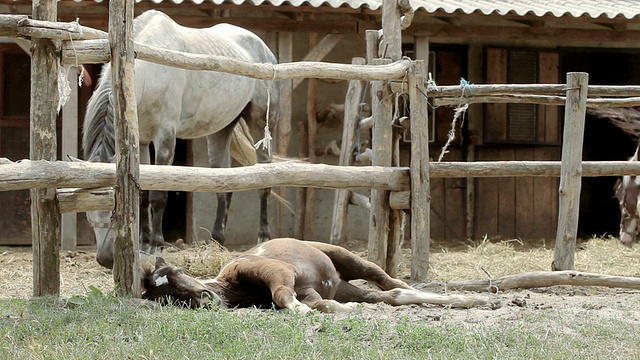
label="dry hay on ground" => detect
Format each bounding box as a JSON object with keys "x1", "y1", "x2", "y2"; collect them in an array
[
  {"x1": 0, "y1": 236, "x2": 638, "y2": 300},
  {"x1": 3, "y1": 237, "x2": 640, "y2": 339}
]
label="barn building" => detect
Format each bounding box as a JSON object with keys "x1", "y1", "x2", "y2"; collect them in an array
[{"x1": 1, "y1": 0, "x2": 640, "y2": 247}]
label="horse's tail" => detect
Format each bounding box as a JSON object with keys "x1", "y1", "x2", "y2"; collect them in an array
[{"x1": 82, "y1": 66, "x2": 116, "y2": 162}]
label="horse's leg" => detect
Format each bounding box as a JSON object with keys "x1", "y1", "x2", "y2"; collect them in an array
[
  {"x1": 258, "y1": 188, "x2": 270, "y2": 243},
  {"x1": 241, "y1": 96, "x2": 278, "y2": 243},
  {"x1": 139, "y1": 142, "x2": 153, "y2": 252},
  {"x1": 207, "y1": 120, "x2": 237, "y2": 245},
  {"x1": 149, "y1": 133, "x2": 176, "y2": 250}
]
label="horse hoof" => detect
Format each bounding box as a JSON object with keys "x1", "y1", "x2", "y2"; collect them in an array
[{"x1": 211, "y1": 231, "x2": 226, "y2": 246}]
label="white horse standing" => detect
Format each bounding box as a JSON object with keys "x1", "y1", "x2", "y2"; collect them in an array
[{"x1": 83, "y1": 10, "x2": 279, "y2": 268}]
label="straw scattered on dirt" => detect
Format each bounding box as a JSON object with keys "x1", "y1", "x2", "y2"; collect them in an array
[{"x1": 1, "y1": 236, "x2": 639, "y2": 299}]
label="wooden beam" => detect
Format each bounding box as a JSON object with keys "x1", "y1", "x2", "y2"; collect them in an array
[
  {"x1": 276, "y1": 31, "x2": 293, "y2": 158},
  {"x1": 61, "y1": 39, "x2": 413, "y2": 81},
  {"x1": 30, "y1": 0, "x2": 61, "y2": 297},
  {"x1": 304, "y1": 32, "x2": 320, "y2": 240},
  {"x1": 292, "y1": 34, "x2": 344, "y2": 90},
  {"x1": 0, "y1": 161, "x2": 412, "y2": 192},
  {"x1": 109, "y1": 0, "x2": 140, "y2": 297},
  {"x1": 367, "y1": 58, "x2": 393, "y2": 270},
  {"x1": 553, "y1": 72, "x2": 588, "y2": 271},
  {"x1": 381, "y1": 0, "x2": 402, "y2": 61},
  {"x1": 330, "y1": 57, "x2": 366, "y2": 244},
  {"x1": 406, "y1": 23, "x2": 640, "y2": 46},
  {"x1": 409, "y1": 60, "x2": 430, "y2": 281}
]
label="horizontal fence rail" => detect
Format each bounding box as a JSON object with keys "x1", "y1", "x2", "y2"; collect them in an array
[{"x1": 2, "y1": 159, "x2": 640, "y2": 193}]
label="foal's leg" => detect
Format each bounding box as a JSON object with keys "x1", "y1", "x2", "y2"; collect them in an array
[
  {"x1": 232, "y1": 258, "x2": 312, "y2": 314},
  {"x1": 309, "y1": 242, "x2": 488, "y2": 308},
  {"x1": 207, "y1": 120, "x2": 237, "y2": 245},
  {"x1": 333, "y1": 280, "x2": 487, "y2": 309},
  {"x1": 308, "y1": 241, "x2": 412, "y2": 290}
]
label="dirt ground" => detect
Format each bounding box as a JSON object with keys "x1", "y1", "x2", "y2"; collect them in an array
[{"x1": 1, "y1": 238, "x2": 640, "y2": 329}]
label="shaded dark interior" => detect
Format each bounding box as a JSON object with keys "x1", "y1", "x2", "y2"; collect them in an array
[
  {"x1": 149, "y1": 139, "x2": 188, "y2": 243},
  {"x1": 560, "y1": 50, "x2": 640, "y2": 238}
]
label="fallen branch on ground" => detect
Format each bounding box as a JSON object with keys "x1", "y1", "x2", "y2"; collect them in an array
[{"x1": 416, "y1": 271, "x2": 640, "y2": 293}]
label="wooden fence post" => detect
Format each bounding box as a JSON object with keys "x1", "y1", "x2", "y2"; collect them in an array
[
  {"x1": 553, "y1": 72, "x2": 589, "y2": 271},
  {"x1": 367, "y1": 58, "x2": 393, "y2": 269},
  {"x1": 30, "y1": 0, "x2": 61, "y2": 296},
  {"x1": 330, "y1": 57, "x2": 366, "y2": 244},
  {"x1": 409, "y1": 60, "x2": 430, "y2": 281},
  {"x1": 110, "y1": 0, "x2": 140, "y2": 296}
]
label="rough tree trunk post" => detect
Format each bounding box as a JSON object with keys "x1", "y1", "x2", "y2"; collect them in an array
[
  {"x1": 276, "y1": 31, "x2": 292, "y2": 237},
  {"x1": 330, "y1": 57, "x2": 366, "y2": 244},
  {"x1": 553, "y1": 72, "x2": 589, "y2": 271},
  {"x1": 367, "y1": 58, "x2": 393, "y2": 269},
  {"x1": 386, "y1": 130, "x2": 405, "y2": 277},
  {"x1": 369, "y1": 0, "x2": 403, "y2": 273},
  {"x1": 30, "y1": 0, "x2": 61, "y2": 297},
  {"x1": 304, "y1": 32, "x2": 319, "y2": 240},
  {"x1": 380, "y1": 0, "x2": 403, "y2": 61},
  {"x1": 110, "y1": 0, "x2": 140, "y2": 296},
  {"x1": 409, "y1": 60, "x2": 430, "y2": 281}
]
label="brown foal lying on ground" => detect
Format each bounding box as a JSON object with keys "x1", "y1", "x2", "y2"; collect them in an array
[{"x1": 141, "y1": 238, "x2": 488, "y2": 313}]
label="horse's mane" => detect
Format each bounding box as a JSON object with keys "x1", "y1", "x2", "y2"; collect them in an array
[{"x1": 82, "y1": 66, "x2": 115, "y2": 162}]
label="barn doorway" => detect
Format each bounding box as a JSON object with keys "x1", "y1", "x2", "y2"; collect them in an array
[{"x1": 560, "y1": 50, "x2": 640, "y2": 238}]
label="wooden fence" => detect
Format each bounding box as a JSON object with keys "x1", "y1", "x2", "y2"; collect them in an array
[{"x1": 2, "y1": 0, "x2": 640, "y2": 298}]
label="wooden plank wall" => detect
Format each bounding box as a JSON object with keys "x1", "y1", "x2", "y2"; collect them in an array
[
  {"x1": 429, "y1": 147, "x2": 467, "y2": 241},
  {"x1": 475, "y1": 146, "x2": 560, "y2": 240}
]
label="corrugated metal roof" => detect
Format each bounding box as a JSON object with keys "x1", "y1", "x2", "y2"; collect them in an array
[
  {"x1": 409, "y1": 0, "x2": 640, "y2": 20},
  {"x1": 84, "y1": 0, "x2": 640, "y2": 19},
  {"x1": 99, "y1": 0, "x2": 381, "y2": 10}
]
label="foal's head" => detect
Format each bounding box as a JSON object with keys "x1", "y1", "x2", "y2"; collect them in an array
[
  {"x1": 141, "y1": 257, "x2": 223, "y2": 309},
  {"x1": 615, "y1": 176, "x2": 640, "y2": 245}
]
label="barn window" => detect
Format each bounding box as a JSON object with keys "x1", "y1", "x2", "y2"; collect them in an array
[
  {"x1": 507, "y1": 50, "x2": 538, "y2": 142},
  {"x1": 484, "y1": 48, "x2": 560, "y2": 145}
]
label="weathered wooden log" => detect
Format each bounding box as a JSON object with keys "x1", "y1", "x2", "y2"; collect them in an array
[
  {"x1": 7, "y1": 159, "x2": 640, "y2": 192},
  {"x1": 0, "y1": 160, "x2": 410, "y2": 192},
  {"x1": 330, "y1": 57, "x2": 366, "y2": 244},
  {"x1": 419, "y1": 271, "x2": 640, "y2": 292},
  {"x1": 0, "y1": 15, "x2": 29, "y2": 38},
  {"x1": 30, "y1": 0, "x2": 60, "y2": 297},
  {"x1": 368, "y1": 58, "x2": 394, "y2": 270},
  {"x1": 389, "y1": 190, "x2": 410, "y2": 210},
  {"x1": 6, "y1": 160, "x2": 640, "y2": 193},
  {"x1": 17, "y1": 17, "x2": 108, "y2": 40},
  {"x1": 57, "y1": 188, "x2": 115, "y2": 213},
  {"x1": 554, "y1": 72, "x2": 588, "y2": 271},
  {"x1": 428, "y1": 83, "x2": 640, "y2": 97},
  {"x1": 110, "y1": 0, "x2": 140, "y2": 297},
  {"x1": 61, "y1": 39, "x2": 412, "y2": 81},
  {"x1": 409, "y1": 60, "x2": 431, "y2": 282},
  {"x1": 436, "y1": 95, "x2": 640, "y2": 107}
]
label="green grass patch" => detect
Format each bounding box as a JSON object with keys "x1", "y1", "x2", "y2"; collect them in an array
[{"x1": 1, "y1": 293, "x2": 638, "y2": 360}]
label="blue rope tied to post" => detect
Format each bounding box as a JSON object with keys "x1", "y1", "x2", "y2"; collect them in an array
[{"x1": 437, "y1": 77, "x2": 471, "y2": 162}]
